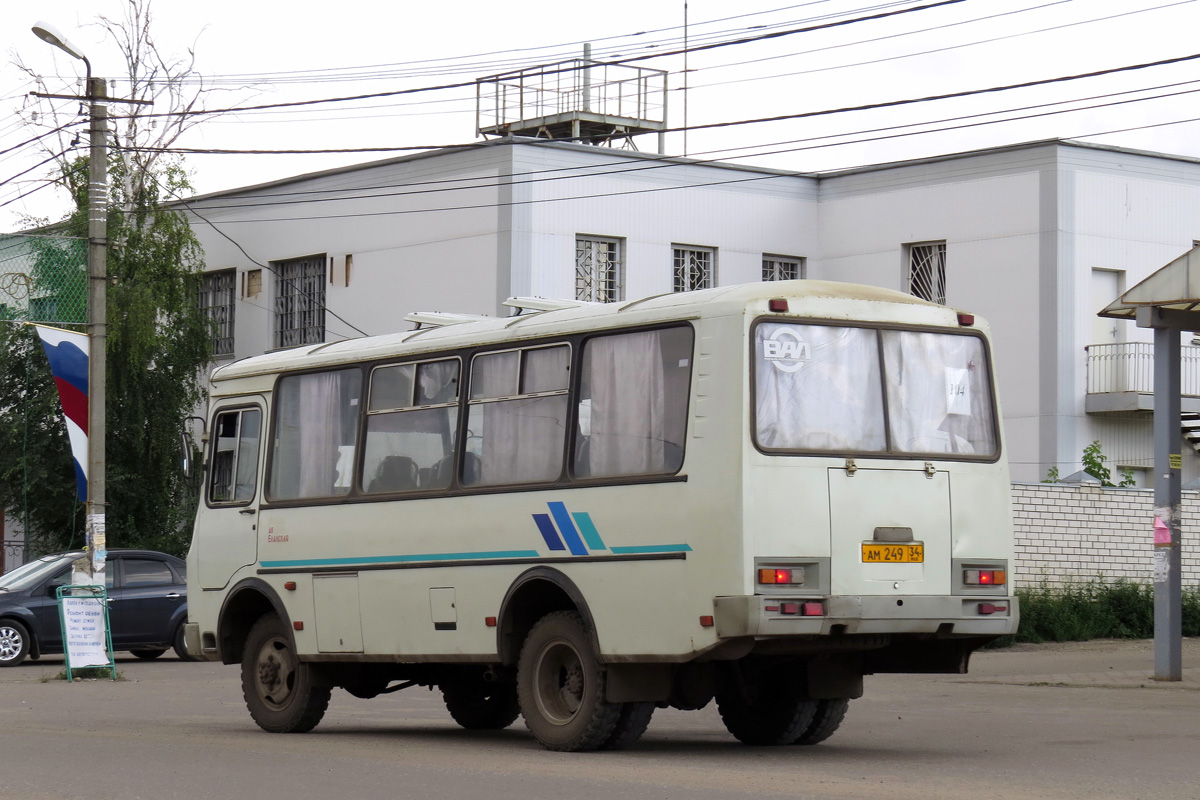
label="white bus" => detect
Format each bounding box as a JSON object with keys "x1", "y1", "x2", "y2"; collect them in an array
[{"x1": 185, "y1": 280, "x2": 1016, "y2": 752}]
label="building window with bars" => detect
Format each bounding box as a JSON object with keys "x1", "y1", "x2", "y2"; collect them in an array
[
  {"x1": 673, "y1": 245, "x2": 715, "y2": 293},
  {"x1": 762, "y1": 255, "x2": 805, "y2": 282},
  {"x1": 575, "y1": 236, "x2": 624, "y2": 302},
  {"x1": 906, "y1": 241, "x2": 946, "y2": 305},
  {"x1": 274, "y1": 254, "x2": 327, "y2": 349},
  {"x1": 199, "y1": 269, "x2": 236, "y2": 357}
]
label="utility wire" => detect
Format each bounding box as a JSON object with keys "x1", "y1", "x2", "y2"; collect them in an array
[
  {"x1": 155, "y1": 176, "x2": 371, "y2": 338},
  {"x1": 111, "y1": 51, "x2": 1200, "y2": 158},
  {"x1": 102, "y1": 0, "x2": 967, "y2": 123},
  {"x1": 138, "y1": 79, "x2": 1200, "y2": 214}
]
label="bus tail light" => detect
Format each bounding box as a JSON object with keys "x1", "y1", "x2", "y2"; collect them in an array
[
  {"x1": 957, "y1": 312, "x2": 975, "y2": 326},
  {"x1": 771, "y1": 601, "x2": 824, "y2": 616},
  {"x1": 758, "y1": 567, "x2": 806, "y2": 586},
  {"x1": 964, "y1": 569, "x2": 1006, "y2": 586},
  {"x1": 769, "y1": 298, "x2": 789, "y2": 312}
]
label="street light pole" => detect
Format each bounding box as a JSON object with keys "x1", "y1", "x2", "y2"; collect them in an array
[
  {"x1": 85, "y1": 76, "x2": 108, "y2": 576},
  {"x1": 32, "y1": 22, "x2": 107, "y2": 577}
]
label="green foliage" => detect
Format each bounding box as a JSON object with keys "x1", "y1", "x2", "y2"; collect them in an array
[
  {"x1": 1043, "y1": 466, "x2": 1060, "y2": 483},
  {"x1": 1010, "y1": 580, "x2": 1200, "y2": 643},
  {"x1": 1118, "y1": 466, "x2": 1136, "y2": 488},
  {"x1": 1081, "y1": 440, "x2": 1113, "y2": 486},
  {"x1": 1, "y1": 158, "x2": 211, "y2": 557}
]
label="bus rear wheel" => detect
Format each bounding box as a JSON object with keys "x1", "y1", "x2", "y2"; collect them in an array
[
  {"x1": 517, "y1": 611, "x2": 620, "y2": 752},
  {"x1": 716, "y1": 663, "x2": 818, "y2": 746},
  {"x1": 241, "y1": 615, "x2": 331, "y2": 733},
  {"x1": 792, "y1": 697, "x2": 850, "y2": 745},
  {"x1": 441, "y1": 677, "x2": 521, "y2": 730}
]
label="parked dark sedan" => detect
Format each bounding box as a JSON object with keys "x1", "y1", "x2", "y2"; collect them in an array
[{"x1": 0, "y1": 549, "x2": 192, "y2": 666}]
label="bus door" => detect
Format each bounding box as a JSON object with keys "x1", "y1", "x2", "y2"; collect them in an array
[
  {"x1": 196, "y1": 401, "x2": 265, "y2": 589},
  {"x1": 828, "y1": 465, "x2": 951, "y2": 596}
]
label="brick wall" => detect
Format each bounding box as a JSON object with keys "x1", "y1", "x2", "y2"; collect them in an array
[{"x1": 1011, "y1": 482, "x2": 1200, "y2": 588}]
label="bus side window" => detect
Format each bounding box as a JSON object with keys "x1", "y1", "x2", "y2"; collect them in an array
[
  {"x1": 208, "y1": 407, "x2": 261, "y2": 504},
  {"x1": 268, "y1": 369, "x2": 362, "y2": 501},
  {"x1": 573, "y1": 326, "x2": 693, "y2": 478},
  {"x1": 465, "y1": 345, "x2": 569, "y2": 487},
  {"x1": 361, "y1": 359, "x2": 460, "y2": 495}
]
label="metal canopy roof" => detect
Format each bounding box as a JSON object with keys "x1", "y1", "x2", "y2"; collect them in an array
[{"x1": 1100, "y1": 245, "x2": 1200, "y2": 322}]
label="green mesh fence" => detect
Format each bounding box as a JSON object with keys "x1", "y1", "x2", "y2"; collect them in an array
[{"x1": 0, "y1": 233, "x2": 87, "y2": 327}]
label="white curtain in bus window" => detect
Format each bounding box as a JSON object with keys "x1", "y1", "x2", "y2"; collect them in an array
[
  {"x1": 269, "y1": 369, "x2": 361, "y2": 500},
  {"x1": 362, "y1": 359, "x2": 460, "y2": 493},
  {"x1": 467, "y1": 346, "x2": 568, "y2": 486},
  {"x1": 754, "y1": 323, "x2": 886, "y2": 451},
  {"x1": 575, "y1": 329, "x2": 690, "y2": 477},
  {"x1": 881, "y1": 331, "x2": 996, "y2": 456}
]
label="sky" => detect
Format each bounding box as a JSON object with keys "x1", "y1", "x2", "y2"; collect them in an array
[{"x1": 2, "y1": 0, "x2": 1200, "y2": 231}]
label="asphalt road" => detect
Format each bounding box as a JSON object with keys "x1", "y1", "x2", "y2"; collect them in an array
[{"x1": 0, "y1": 639, "x2": 1196, "y2": 800}]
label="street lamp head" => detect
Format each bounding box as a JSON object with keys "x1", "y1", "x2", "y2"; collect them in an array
[{"x1": 32, "y1": 20, "x2": 88, "y2": 63}]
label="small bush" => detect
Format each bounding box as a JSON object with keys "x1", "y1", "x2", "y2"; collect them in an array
[{"x1": 1011, "y1": 580, "x2": 1198, "y2": 643}]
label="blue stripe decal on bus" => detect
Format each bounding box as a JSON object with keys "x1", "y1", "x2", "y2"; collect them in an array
[
  {"x1": 259, "y1": 550, "x2": 541, "y2": 569},
  {"x1": 572, "y1": 512, "x2": 606, "y2": 551},
  {"x1": 532, "y1": 514, "x2": 566, "y2": 551},
  {"x1": 609, "y1": 544, "x2": 693, "y2": 555},
  {"x1": 547, "y1": 501, "x2": 589, "y2": 556}
]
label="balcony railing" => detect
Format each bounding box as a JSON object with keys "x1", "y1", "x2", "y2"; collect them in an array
[{"x1": 1086, "y1": 342, "x2": 1200, "y2": 396}]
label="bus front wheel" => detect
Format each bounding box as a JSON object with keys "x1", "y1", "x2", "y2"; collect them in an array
[
  {"x1": 241, "y1": 615, "x2": 331, "y2": 733},
  {"x1": 517, "y1": 611, "x2": 620, "y2": 752}
]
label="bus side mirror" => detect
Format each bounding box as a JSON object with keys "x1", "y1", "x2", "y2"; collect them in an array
[{"x1": 181, "y1": 416, "x2": 207, "y2": 480}]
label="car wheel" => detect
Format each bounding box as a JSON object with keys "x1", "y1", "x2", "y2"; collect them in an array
[
  {"x1": 173, "y1": 623, "x2": 196, "y2": 661},
  {"x1": 241, "y1": 615, "x2": 330, "y2": 733},
  {"x1": 131, "y1": 648, "x2": 168, "y2": 660},
  {"x1": 0, "y1": 620, "x2": 31, "y2": 667},
  {"x1": 517, "y1": 611, "x2": 620, "y2": 752}
]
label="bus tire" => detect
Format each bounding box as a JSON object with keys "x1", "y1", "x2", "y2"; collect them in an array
[
  {"x1": 716, "y1": 667, "x2": 818, "y2": 746},
  {"x1": 517, "y1": 611, "x2": 620, "y2": 752},
  {"x1": 792, "y1": 698, "x2": 850, "y2": 745},
  {"x1": 241, "y1": 615, "x2": 330, "y2": 733},
  {"x1": 599, "y1": 702, "x2": 655, "y2": 750},
  {"x1": 441, "y1": 678, "x2": 521, "y2": 730}
]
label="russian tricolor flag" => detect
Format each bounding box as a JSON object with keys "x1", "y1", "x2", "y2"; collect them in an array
[{"x1": 33, "y1": 325, "x2": 89, "y2": 503}]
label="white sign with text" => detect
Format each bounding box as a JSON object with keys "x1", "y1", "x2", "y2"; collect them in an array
[{"x1": 61, "y1": 594, "x2": 110, "y2": 668}]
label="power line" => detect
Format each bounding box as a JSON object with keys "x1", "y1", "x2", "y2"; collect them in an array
[
  {"x1": 110, "y1": 51, "x2": 1200, "y2": 159},
  {"x1": 102, "y1": 0, "x2": 968, "y2": 123},
  {"x1": 173, "y1": 107, "x2": 1200, "y2": 227},
  {"x1": 689, "y1": 0, "x2": 1192, "y2": 90},
  {"x1": 141, "y1": 78, "x2": 1200, "y2": 214}
]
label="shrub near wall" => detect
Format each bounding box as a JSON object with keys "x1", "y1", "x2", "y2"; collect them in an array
[
  {"x1": 1014, "y1": 581, "x2": 1200, "y2": 642},
  {"x1": 1010, "y1": 483, "x2": 1200, "y2": 588}
]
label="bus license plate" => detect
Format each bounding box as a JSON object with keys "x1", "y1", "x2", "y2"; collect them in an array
[{"x1": 861, "y1": 543, "x2": 924, "y2": 563}]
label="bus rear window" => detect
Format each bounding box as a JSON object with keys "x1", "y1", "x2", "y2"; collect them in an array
[{"x1": 753, "y1": 322, "x2": 997, "y2": 458}]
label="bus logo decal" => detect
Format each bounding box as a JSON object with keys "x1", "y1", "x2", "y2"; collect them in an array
[
  {"x1": 763, "y1": 327, "x2": 810, "y2": 373},
  {"x1": 532, "y1": 502, "x2": 693, "y2": 557},
  {"x1": 533, "y1": 501, "x2": 604, "y2": 556}
]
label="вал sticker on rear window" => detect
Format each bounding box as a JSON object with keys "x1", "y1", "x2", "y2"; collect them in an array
[{"x1": 762, "y1": 327, "x2": 810, "y2": 373}]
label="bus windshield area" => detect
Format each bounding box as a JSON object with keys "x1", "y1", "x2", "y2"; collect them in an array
[{"x1": 754, "y1": 322, "x2": 997, "y2": 458}]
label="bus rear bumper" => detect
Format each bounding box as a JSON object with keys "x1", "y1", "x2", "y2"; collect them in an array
[{"x1": 713, "y1": 594, "x2": 1019, "y2": 638}]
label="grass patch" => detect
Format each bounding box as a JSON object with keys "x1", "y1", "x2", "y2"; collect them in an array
[{"x1": 997, "y1": 580, "x2": 1200, "y2": 645}]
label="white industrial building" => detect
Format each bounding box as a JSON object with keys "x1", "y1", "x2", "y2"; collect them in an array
[{"x1": 181, "y1": 136, "x2": 1200, "y2": 486}]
